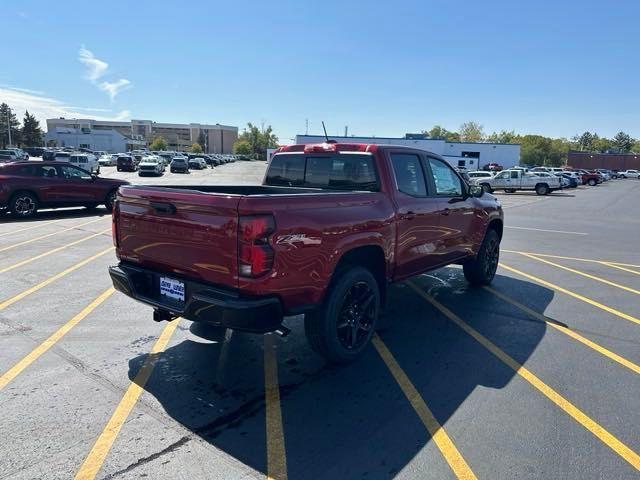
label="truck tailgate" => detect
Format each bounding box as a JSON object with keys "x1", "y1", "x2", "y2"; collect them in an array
[{"x1": 115, "y1": 186, "x2": 240, "y2": 287}]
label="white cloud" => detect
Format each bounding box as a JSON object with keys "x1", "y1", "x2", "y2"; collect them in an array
[
  {"x1": 98, "y1": 79, "x2": 132, "y2": 101},
  {"x1": 78, "y1": 47, "x2": 108, "y2": 82},
  {"x1": 0, "y1": 87, "x2": 131, "y2": 128}
]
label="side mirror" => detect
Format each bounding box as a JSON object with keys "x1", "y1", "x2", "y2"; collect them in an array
[
  {"x1": 91, "y1": 173, "x2": 97, "y2": 180},
  {"x1": 469, "y1": 184, "x2": 484, "y2": 198}
]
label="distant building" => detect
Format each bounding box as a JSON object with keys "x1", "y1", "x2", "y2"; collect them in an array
[
  {"x1": 567, "y1": 151, "x2": 640, "y2": 171},
  {"x1": 294, "y1": 134, "x2": 521, "y2": 170},
  {"x1": 45, "y1": 118, "x2": 238, "y2": 153}
]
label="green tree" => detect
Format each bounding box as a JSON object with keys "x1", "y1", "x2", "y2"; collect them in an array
[
  {"x1": 423, "y1": 125, "x2": 461, "y2": 142},
  {"x1": 0, "y1": 103, "x2": 21, "y2": 148},
  {"x1": 575, "y1": 131, "x2": 594, "y2": 151},
  {"x1": 612, "y1": 131, "x2": 634, "y2": 152},
  {"x1": 149, "y1": 136, "x2": 167, "y2": 151},
  {"x1": 591, "y1": 135, "x2": 612, "y2": 153},
  {"x1": 233, "y1": 139, "x2": 253, "y2": 155},
  {"x1": 633, "y1": 140, "x2": 640, "y2": 153},
  {"x1": 458, "y1": 121, "x2": 485, "y2": 142},
  {"x1": 520, "y1": 135, "x2": 553, "y2": 166},
  {"x1": 237, "y1": 122, "x2": 279, "y2": 160},
  {"x1": 486, "y1": 130, "x2": 519, "y2": 144},
  {"x1": 189, "y1": 142, "x2": 203, "y2": 153},
  {"x1": 21, "y1": 110, "x2": 43, "y2": 146},
  {"x1": 197, "y1": 131, "x2": 206, "y2": 152}
]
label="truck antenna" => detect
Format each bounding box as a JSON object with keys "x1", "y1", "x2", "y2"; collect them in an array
[{"x1": 322, "y1": 121, "x2": 329, "y2": 142}]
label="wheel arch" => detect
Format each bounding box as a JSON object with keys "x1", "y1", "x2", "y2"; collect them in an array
[{"x1": 330, "y1": 245, "x2": 388, "y2": 307}]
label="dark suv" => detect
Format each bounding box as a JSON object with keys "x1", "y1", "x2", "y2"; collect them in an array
[{"x1": 117, "y1": 155, "x2": 137, "y2": 172}]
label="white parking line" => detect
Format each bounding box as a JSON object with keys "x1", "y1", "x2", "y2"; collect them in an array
[{"x1": 504, "y1": 226, "x2": 588, "y2": 235}]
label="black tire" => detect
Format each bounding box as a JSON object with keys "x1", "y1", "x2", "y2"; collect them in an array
[
  {"x1": 480, "y1": 183, "x2": 493, "y2": 193},
  {"x1": 588, "y1": 178, "x2": 597, "y2": 186},
  {"x1": 463, "y1": 229, "x2": 500, "y2": 286},
  {"x1": 104, "y1": 189, "x2": 117, "y2": 212},
  {"x1": 304, "y1": 266, "x2": 380, "y2": 363},
  {"x1": 535, "y1": 183, "x2": 549, "y2": 195},
  {"x1": 504, "y1": 188, "x2": 516, "y2": 193},
  {"x1": 117, "y1": 167, "x2": 121, "y2": 172},
  {"x1": 85, "y1": 203, "x2": 98, "y2": 211},
  {"x1": 10, "y1": 192, "x2": 38, "y2": 218}
]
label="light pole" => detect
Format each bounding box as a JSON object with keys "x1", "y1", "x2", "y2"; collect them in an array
[{"x1": 7, "y1": 110, "x2": 12, "y2": 147}]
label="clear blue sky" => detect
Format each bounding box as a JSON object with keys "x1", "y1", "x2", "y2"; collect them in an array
[{"x1": 1, "y1": 0, "x2": 638, "y2": 142}]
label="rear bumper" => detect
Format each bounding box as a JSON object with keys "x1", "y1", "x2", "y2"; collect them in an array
[{"x1": 108, "y1": 263, "x2": 283, "y2": 333}]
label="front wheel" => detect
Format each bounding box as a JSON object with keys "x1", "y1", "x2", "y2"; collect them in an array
[
  {"x1": 10, "y1": 192, "x2": 38, "y2": 218},
  {"x1": 305, "y1": 266, "x2": 380, "y2": 363},
  {"x1": 104, "y1": 189, "x2": 117, "y2": 212},
  {"x1": 480, "y1": 183, "x2": 493, "y2": 194},
  {"x1": 463, "y1": 229, "x2": 500, "y2": 286},
  {"x1": 587, "y1": 178, "x2": 597, "y2": 186}
]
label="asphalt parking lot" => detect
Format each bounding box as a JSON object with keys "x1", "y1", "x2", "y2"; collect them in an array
[{"x1": 0, "y1": 162, "x2": 639, "y2": 479}]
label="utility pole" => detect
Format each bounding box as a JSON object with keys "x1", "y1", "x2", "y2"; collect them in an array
[
  {"x1": 344, "y1": 125, "x2": 348, "y2": 137},
  {"x1": 305, "y1": 118, "x2": 309, "y2": 135},
  {"x1": 7, "y1": 110, "x2": 12, "y2": 147}
]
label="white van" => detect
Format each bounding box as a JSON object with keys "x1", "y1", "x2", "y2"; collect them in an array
[{"x1": 69, "y1": 153, "x2": 100, "y2": 174}]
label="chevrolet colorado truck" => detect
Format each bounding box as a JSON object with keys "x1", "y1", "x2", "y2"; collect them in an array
[{"x1": 109, "y1": 142, "x2": 504, "y2": 362}]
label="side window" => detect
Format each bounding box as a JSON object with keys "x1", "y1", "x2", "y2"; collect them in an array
[
  {"x1": 427, "y1": 158, "x2": 463, "y2": 196},
  {"x1": 15, "y1": 165, "x2": 36, "y2": 176},
  {"x1": 265, "y1": 154, "x2": 305, "y2": 186},
  {"x1": 496, "y1": 171, "x2": 509, "y2": 179},
  {"x1": 40, "y1": 166, "x2": 58, "y2": 178},
  {"x1": 510, "y1": 170, "x2": 519, "y2": 179},
  {"x1": 58, "y1": 165, "x2": 92, "y2": 180},
  {"x1": 390, "y1": 153, "x2": 427, "y2": 196}
]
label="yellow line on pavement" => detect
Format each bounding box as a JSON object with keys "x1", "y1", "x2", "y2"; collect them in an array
[
  {"x1": 264, "y1": 334, "x2": 288, "y2": 480},
  {"x1": 0, "y1": 217, "x2": 105, "y2": 254},
  {"x1": 0, "y1": 288, "x2": 115, "y2": 391},
  {"x1": 520, "y1": 252, "x2": 640, "y2": 296},
  {"x1": 499, "y1": 263, "x2": 640, "y2": 327},
  {"x1": 372, "y1": 334, "x2": 477, "y2": 480},
  {"x1": 74, "y1": 320, "x2": 180, "y2": 480},
  {"x1": 0, "y1": 246, "x2": 114, "y2": 311},
  {"x1": 0, "y1": 229, "x2": 111, "y2": 275},
  {"x1": 601, "y1": 263, "x2": 640, "y2": 277},
  {"x1": 0, "y1": 219, "x2": 63, "y2": 237},
  {"x1": 407, "y1": 281, "x2": 640, "y2": 471},
  {"x1": 502, "y1": 249, "x2": 640, "y2": 268},
  {"x1": 484, "y1": 286, "x2": 640, "y2": 375}
]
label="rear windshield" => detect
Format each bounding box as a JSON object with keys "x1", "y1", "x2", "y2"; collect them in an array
[{"x1": 265, "y1": 153, "x2": 379, "y2": 191}]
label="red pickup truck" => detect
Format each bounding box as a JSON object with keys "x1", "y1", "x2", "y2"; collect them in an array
[{"x1": 109, "y1": 142, "x2": 504, "y2": 362}]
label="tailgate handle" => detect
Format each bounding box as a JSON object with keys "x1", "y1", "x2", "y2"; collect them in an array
[{"x1": 150, "y1": 202, "x2": 176, "y2": 215}]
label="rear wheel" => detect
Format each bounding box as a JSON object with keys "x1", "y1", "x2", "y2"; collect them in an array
[
  {"x1": 535, "y1": 183, "x2": 549, "y2": 195},
  {"x1": 10, "y1": 192, "x2": 38, "y2": 218},
  {"x1": 480, "y1": 183, "x2": 493, "y2": 193},
  {"x1": 588, "y1": 178, "x2": 597, "y2": 186},
  {"x1": 463, "y1": 229, "x2": 500, "y2": 286},
  {"x1": 104, "y1": 189, "x2": 117, "y2": 212},
  {"x1": 305, "y1": 267, "x2": 380, "y2": 363}
]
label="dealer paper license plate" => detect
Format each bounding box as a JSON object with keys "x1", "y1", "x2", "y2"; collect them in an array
[{"x1": 160, "y1": 276, "x2": 185, "y2": 303}]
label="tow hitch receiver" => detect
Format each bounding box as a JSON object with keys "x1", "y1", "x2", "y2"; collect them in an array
[{"x1": 153, "y1": 309, "x2": 178, "y2": 323}]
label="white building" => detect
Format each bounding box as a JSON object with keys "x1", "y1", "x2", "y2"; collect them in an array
[{"x1": 294, "y1": 134, "x2": 520, "y2": 170}]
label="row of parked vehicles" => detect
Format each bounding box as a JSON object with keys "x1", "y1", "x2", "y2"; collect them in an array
[
  {"x1": 464, "y1": 166, "x2": 635, "y2": 195},
  {"x1": 96, "y1": 151, "x2": 242, "y2": 176}
]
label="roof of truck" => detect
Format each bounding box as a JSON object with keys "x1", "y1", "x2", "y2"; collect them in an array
[{"x1": 275, "y1": 142, "x2": 439, "y2": 156}]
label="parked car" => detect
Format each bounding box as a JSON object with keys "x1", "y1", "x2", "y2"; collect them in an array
[
  {"x1": 188, "y1": 157, "x2": 207, "y2": 170},
  {"x1": 553, "y1": 172, "x2": 572, "y2": 188},
  {"x1": 42, "y1": 149, "x2": 58, "y2": 161},
  {"x1": 52, "y1": 151, "x2": 71, "y2": 162},
  {"x1": 467, "y1": 171, "x2": 494, "y2": 180},
  {"x1": 481, "y1": 162, "x2": 503, "y2": 172},
  {"x1": 138, "y1": 156, "x2": 165, "y2": 176},
  {"x1": 99, "y1": 154, "x2": 118, "y2": 166},
  {"x1": 558, "y1": 173, "x2": 578, "y2": 188},
  {"x1": 561, "y1": 171, "x2": 582, "y2": 186},
  {"x1": 618, "y1": 169, "x2": 640, "y2": 179},
  {"x1": 7, "y1": 148, "x2": 29, "y2": 160},
  {"x1": 109, "y1": 142, "x2": 504, "y2": 363},
  {"x1": 117, "y1": 155, "x2": 137, "y2": 172},
  {"x1": 170, "y1": 157, "x2": 189, "y2": 173},
  {"x1": 69, "y1": 153, "x2": 100, "y2": 174},
  {"x1": 0, "y1": 161, "x2": 128, "y2": 218},
  {"x1": 470, "y1": 168, "x2": 562, "y2": 195},
  {"x1": 0, "y1": 149, "x2": 20, "y2": 162},
  {"x1": 24, "y1": 147, "x2": 45, "y2": 157}
]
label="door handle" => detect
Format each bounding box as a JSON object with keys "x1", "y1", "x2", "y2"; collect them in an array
[
  {"x1": 440, "y1": 208, "x2": 450, "y2": 216},
  {"x1": 405, "y1": 210, "x2": 415, "y2": 220}
]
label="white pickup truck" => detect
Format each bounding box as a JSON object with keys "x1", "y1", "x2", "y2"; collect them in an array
[{"x1": 471, "y1": 169, "x2": 562, "y2": 195}]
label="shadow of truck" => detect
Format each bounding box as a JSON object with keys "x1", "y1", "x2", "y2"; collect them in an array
[{"x1": 127, "y1": 268, "x2": 552, "y2": 479}]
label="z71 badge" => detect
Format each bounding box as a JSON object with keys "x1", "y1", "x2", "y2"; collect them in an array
[{"x1": 275, "y1": 234, "x2": 321, "y2": 247}]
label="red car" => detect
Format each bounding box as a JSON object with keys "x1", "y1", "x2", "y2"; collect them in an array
[
  {"x1": 109, "y1": 142, "x2": 503, "y2": 362},
  {"x1": 0, "y1": 161, "x2": 129, "y2": 218}
]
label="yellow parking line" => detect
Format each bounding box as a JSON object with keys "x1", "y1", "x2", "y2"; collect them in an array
[
  {"x1": 484, "y1": 286, "x2": 640, "y2": 375},
  {"x1": 407, "y1": 281, "x2": 640, "y2": 471},
  {"x1": 0, "y1": 288, "x2": 115, "y2": 391},
  {"x1": 0, "y1": 219, "x2": 63, "y2": 237},
  {"x1": 0, "y1": 246, "x2": 114, "y2": 311},
  {"x1": 0, "y1": 229, "x2": 111, "y2": 275},
  {"x1": 372, "y1": 334, "x2": 477, "y2": 480},
  {"x1": 601, "y1": 263, "x2": 640, "y2": 277},
  {"x1": 520, "y1": 252, "x2": 640, "y2": 296},
  {"x1": 0, "y1": 217, "x2": 105, "y2": 254},
  {"x1": 264, "y1": 334, "x2": 288, "y2": 480},
  {"x1": 74, "y1": 320, "x2": 180, "y2": 480},
  {"x1": 502, "y1": 249, "x2": 640, "y2": 268},
  {"x1": 499, "y1": 263, "x2": 640, "y2": 327}
]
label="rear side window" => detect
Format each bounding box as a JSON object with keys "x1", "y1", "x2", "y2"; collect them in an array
[
  {"x1": 390, "y1": 153, "x2": 427, "y2": 196},
  {"x1": 266, "y1": 154, "x2": 378, "y2": 191}
]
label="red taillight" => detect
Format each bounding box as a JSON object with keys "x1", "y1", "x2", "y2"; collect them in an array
[
  {"x1": 238, "y1": 215, "x2": 275, "y2": 277},
  {"x1": 304, "y1": 142, "x2": 337, "y2": 153}
]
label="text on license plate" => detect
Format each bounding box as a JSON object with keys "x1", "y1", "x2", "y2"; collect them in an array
[{"x1": 160, "y1": 277, "x2": 185, "y2": 302}]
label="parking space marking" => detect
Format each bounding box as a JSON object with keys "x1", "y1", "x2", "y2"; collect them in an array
[
  {"x1": 74, "y1": 320, "x2": 180, "y2": 480},
  {"x1": 407, "y1": 282, "x2": 640, "y2": 471},
  {"x1": 0, "y1": 217, "x2": 105, "y2": 254},
  {"x1": 520, "y1": 253, "x2": 640, "y2": 296},
  {"x1": 264, "y1": 335, "x2": 288, "y2": 480},
  {"x1": 484, "y1": 286, "x2": 640, "y2": 375},
  {"x1": 0, "y1": 219, "x2": 64, "y2": 237},
  {"x1": 0, "y1": 288, "x2": 115, "y2": 391},
  {"x1": 601, "y1": 263, "x2": 640, "y2": 277},
  {"x1": 372, "y1": 334, "x2": 477, "y2": 480},
  {"x1": 502, "y1": 250, "x2": 640, "y2": 269},
  {"x1": 505, "y1": 226, "x2": 588, "y2": 235},
  {"x1": 0, "y1": 229, "x2": 111, "y2": 275},
  {"x1": 0, "y1": 246, "x2": 114, "y2": 312},
  {"x1": 499, "y1": 263, "x2": 640, "y2": 327}
]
